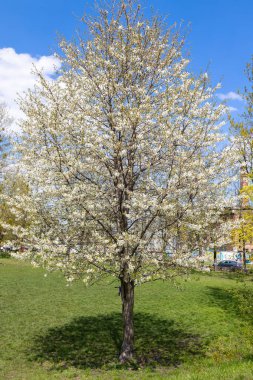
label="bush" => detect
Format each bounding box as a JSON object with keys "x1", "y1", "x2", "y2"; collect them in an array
[{"x1": 0, "y1": 249, "x2": 11, "y2": 258}]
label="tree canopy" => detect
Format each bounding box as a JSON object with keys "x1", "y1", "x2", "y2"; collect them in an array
[{"x1": 9, "y1": 0, "x2": 235, "y2": 361}]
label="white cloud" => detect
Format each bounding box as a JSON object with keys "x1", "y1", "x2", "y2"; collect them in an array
[
  {"x1": 228, "y1": 106, "x2": 238, "y2": 112},
  {"x1": 217, "y1": 91, "x2": 243, "y2": 101},
  {"x1": 0, "y1": 47, "x2": 61, "y2": 131}
]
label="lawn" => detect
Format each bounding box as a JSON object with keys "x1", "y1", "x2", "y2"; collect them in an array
[{"x1": 1, "y1": 258, "x2": 253, "y2": 379}]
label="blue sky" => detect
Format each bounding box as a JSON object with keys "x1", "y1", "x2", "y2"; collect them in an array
[{"x1": 0, "y1": 0, "x2": 252, "y2": 121}]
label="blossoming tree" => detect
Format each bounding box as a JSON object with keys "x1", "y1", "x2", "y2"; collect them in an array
[
  {"x1": 0, "y1": 103, "x2": 10, "y2": 176},
  {"x1": 0, "y1": 103, "x2": 12, "y2": 242},
  {"x1": 230, "y1": 58, "x2": 253, "y2": 269},
  {"x1": 230, "y1": 58, "x2": 253, "y2": 176},
  {"x1": 12, "y1": 0, "x2": 233, "y2": 362}
]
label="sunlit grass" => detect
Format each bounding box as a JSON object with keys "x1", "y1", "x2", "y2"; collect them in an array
[{"x1": 1, "y1": 258, "x2": 253, "y2": 379}]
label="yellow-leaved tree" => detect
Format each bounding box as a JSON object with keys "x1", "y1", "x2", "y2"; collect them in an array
[{"x1": 231, "y1": 58, "x2": 253, "y2": 269}]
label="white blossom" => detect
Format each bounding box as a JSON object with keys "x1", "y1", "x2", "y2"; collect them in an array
[{"x1": 6, "y1": 0, "x2": 235, "y2": 286}]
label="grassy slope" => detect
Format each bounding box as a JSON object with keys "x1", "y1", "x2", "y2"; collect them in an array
[{"x1": 1, "y1": 258, "x2": 253, "y2": 379}]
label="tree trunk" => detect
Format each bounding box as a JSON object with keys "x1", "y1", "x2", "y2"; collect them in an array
[
  {"x1": 214, "y1": 245, "x2": 217, "y2": 271},
  {"x1": 243, "y1": 240, "x2": 247, "y2": 272},
  {"x1": 119, "y1": 279, "x2": 135, "y2": 363}
]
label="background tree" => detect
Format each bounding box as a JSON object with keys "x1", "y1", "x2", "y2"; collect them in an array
[
  {"x1": 0, "y1": 103, "x2": 11, "y2": 178},
  {"x1": 11, "y1": 0, "x2": 233, "y2": 362},
  {"x1": 0, "y1": 104, "x2": 31, "y2": 247},
  {"x1": 0, "y1": 103, "x2": 12, "y2": 244},
  {"x1": 231, "y1": 57, "x2": 253, "y2": 176},
  {"x1": 231, "y1": 57, "x2": 253, "y2": 269},
  {"x1": 231, "y1": 209, "x2": 253, "y2": 270},
  {"x1": 0, "y1": 173, "x2": 30, "y2": 244}
]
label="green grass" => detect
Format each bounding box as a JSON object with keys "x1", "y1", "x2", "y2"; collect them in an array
[{"x1": 1, "y1": 259, "x2": 253, "y2": 379}]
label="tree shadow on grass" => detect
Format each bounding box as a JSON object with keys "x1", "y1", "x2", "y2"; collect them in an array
[
  {"x1": 204, "y1": 286, "x2": 253, "y2": 362},
  {"x1": 29, "y1": 312, "x2": 203, "y2": 370},
  {"x1": 205, "y1": 286, "x2": 238, "y2": 313},
  {"x1": 206, "y1": 286, "x2": 253, "y2": 324}
]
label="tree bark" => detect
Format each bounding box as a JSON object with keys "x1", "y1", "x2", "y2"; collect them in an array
[
  {"x1": 243, "y1": 240, "x2": 247, "y2": 272},
  {"x1": 214, "y1": 245, "x2": 217, "y2": 271},
  {"x1": 119, "y1": 279, "x2": 135, "y2": 363}
]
